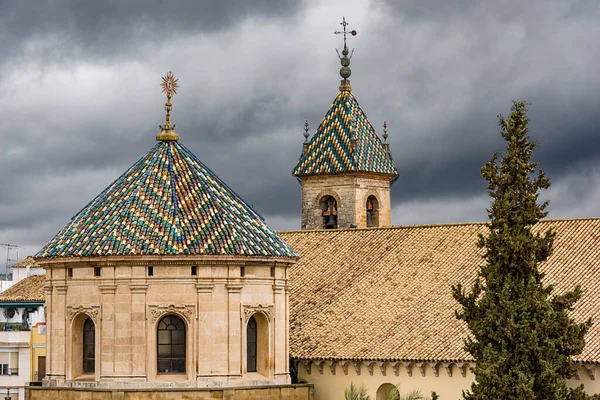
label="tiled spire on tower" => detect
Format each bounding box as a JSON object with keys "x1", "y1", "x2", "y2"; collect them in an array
[{"x1": 293, "y1": 18, "x2": 397, "y2": 179}]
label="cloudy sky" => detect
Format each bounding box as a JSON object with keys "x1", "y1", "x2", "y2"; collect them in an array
[{"x1": 1, "y1": 0, "x2": 599, "y2": 265}]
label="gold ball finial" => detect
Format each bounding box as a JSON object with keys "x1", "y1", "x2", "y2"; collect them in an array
[{"x1": 156, "y1": 71, "x2": 180, "y2": 142}]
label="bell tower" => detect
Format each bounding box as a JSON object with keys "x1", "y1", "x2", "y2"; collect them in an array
[{"x1": 292, "y1": 18, "x2": 398, "y2": 230}]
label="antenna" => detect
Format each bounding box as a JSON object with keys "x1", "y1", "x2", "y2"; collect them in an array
[{"x1": 0, "y1": 243, "x2": 23, "y2": 279}]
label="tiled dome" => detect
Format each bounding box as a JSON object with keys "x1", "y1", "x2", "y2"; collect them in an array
[{"x1": 37, "y1": 140, "x2": 297, "y2": 258}]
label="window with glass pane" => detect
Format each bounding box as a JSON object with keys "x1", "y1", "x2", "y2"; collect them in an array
[
  {"x1": 247, "y1": 316, "x2": 257, "y2": 372},
  {"x1": 83, "y1": 317, "x2": 95, "y2": 373},
  {"x1": 157, "y1": 315, "x2": 186, "y2": 373}
]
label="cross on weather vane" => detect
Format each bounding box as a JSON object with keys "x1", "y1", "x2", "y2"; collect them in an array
[{"x1": 334, "y1": 16, "x2": 357, "y2": 58}]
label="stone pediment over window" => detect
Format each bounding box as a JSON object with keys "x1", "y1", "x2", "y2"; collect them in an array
[
  {"x1": 67, "y1": 305, "x2": 101, "y2": 324},
  {"x1": 148, "y1": 304, "x2": 195, "y2": 324},
  {"x1": 242, "y1": 303, "x2": 274, "y2": 323}
]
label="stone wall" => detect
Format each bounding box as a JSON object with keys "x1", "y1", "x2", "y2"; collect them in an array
[
  {"x1": 40, "y1": 256, "x2": 294, "y2": 388},
  {"x1": 26, "y1": 384, "x2": 313, "y2": 400},
  {"x1": 299, "y1": 173, "x2": 393, "y2": 230}
]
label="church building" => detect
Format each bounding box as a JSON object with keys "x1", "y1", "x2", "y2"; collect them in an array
[
  {"x1": 281, "y1": 19, "x2": 600, "y2": 400},
  {"x1": 26, "y1": 19, "x2": 600, "y2": 400}
]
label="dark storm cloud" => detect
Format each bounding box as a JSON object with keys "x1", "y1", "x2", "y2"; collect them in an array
[
  {"x1": 0, "y1": 0, "x2": 300, "y2": 62},
  {"x1": 1, "y1": 0, "x2": 600, "y2": 260}
]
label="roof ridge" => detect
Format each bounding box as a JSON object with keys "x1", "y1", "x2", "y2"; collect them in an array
[{"x1": 278, "y1": 216, "x2": 600, "y2": 234}]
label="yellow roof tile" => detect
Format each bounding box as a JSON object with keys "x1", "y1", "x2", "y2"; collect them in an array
[{"x1": 0, "y1": 275, "x2": 45, "y2": 302}]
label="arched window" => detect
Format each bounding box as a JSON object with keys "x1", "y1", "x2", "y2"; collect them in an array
[
  {"x1": 157, "y1": 315, "x2": 186, "y2": 374},
  {"x1": 319, "y1": 196, "x2": 338, "y2": 229},
  {"x1": 366, "y1": 195, "x2": 379, "y2": 228},
  {"x1": 247, "y1": 316, "x2": 257, "y2": 372},
  {"x1": 83, "y1": 317, "x2": 95, "y2": 374},
  {"x1": 376, "y1": 383, "x2": 399, "y2": 400}
]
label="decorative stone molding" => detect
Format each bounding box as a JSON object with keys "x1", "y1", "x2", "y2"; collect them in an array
[
  {"x1": 459, "y1": 363, "x2": 470, "y2": 378},
  {"x1": 391, "y1": 362, "x2": 401, "y2": 377},
  {"x1": 326, "y1": 360, "x2": 337, "y2": 375},
  {"x1": 443, "y1": 362, "x2": 453, "y2": 377},
  {"x1": 242, "y1": 303, "x2": 274, "y2": 323},
  {"x1": 366, "y1": 361, "x2": 376, "y2": 376},
  {"x1": 402, "y1": 362, "x2": 413, "y2": 377},
  {"x1": 272, "y1": 284, "x2": 285, "y2": 294},
  {"x1": 574, "y1": 370, "x2": 581, "y2": 380},
  {"x1": 418, "y1": 363, "x2": 426, "y2": 377},
  {"x1": 195, "y1": 283, "x2": 214, "y2": 293},
  {"x1": 129, "y1": 284, "x2": 148, "y2": 294},
  {"x1": 55, "y1": 285, "x2": 67, "y2": 294},
  {"x1": 341, "y1": 361, "x2": 351, "y2": 375},
  {"x1": 301, "y1": 360, "x2": 312, "y2": 375},
  {"x1": 431, "y1": 362, "x2": 439, "y2": 377},
  {"x1": 44, "y1": 285, "x2": 53, "y2": 296},
  {"x1": 99, "y1": 284, "x2": 117, "y2": 294},
  {"x1": 584, "y1": 364, "x2": 596, "y2": 380},
  {"x1": 376, "y1": 361, "x2": 386, "y2": 376},
  {"x1": 316, "y1": 360, "x2": 325, "y2": 374},
  {"x1": 67, "y1": 305, "x2": 100, "y2": 324},
  {"x1": 353, "y1": 361, "x2": 362, "y2": 376},
  {"x1": 148, "y1": 304, "x2": 195, "y2": 324},
  {"x1": 226, "y1": 284, "x2": 243, "y2": 294}
]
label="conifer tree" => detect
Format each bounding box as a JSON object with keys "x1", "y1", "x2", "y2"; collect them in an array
[{"x1": 452, "y1": 101, "x2": 592, "y2": 399}]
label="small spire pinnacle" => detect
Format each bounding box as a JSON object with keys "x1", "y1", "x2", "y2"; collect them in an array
[
  {"x1": 383, "y1": 121, "x2": 388, "y2": 143},
  {"x1": 302, "y1": 120, "x2": 310, "y2": 156},
  {"x1": 303, "y1": 120, "x2": 310, "y2": 143},
  {"x1": 156, "y1": 71, "x2": 180, "y2": 141},
  {"x1": 334, "y1": 17, "x2": 357, "y2": 92},
  {"x1": 382, "y1": 121, "x2": 390, "y2": 154}
]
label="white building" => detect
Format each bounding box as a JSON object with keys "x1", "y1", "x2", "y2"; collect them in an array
[{"x1": 0, "y1": 257, "x2": 46, "y2": 400}]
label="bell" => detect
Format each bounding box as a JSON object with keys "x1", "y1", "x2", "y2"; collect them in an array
[
  {"x1": 366, "y1": 210, "x2": 373, "y2": 227},
  {"x1": 326, "y1": 214, "x2": 337, "y2": 228}
]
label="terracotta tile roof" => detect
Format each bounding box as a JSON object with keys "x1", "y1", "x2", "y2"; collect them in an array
[
  {"x1": 0, "y1": 275, "x2": 45, "y2": 302},
  {"x1": 292, "y1": 91, "x2": 397, "y2": 178},
  {"x1": 280, "y1": 218, "x2": 600, "y2": 363},
  {"x1": 13, "y1": 256, "x2": 39, "y2": 268},
  {"x1": 36, "y1": 141, "x2": 296, "y2": 259}
]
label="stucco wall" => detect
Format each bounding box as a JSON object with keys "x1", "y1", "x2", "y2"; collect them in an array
[
  {"x1": 26, "y1": 384, "x2": 313, "y2": 400},
  {"x1": 297, "y1": 360, "x2": 600, "y2": 400}
]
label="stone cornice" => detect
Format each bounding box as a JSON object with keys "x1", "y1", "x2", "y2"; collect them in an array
[
  {"x1": 98, "y1": 284, "x2": 117, "y2": 294},
  {"x1": 129, "y1": 284, "x2": 148, "y2": 294},
  {"x1": 226, "y1": 284, "x2": 244, "y2": 294},
  {"x1": 195, "y1": 283, "x2": 215, "y2": 293},
  {"x1": 36, "y1": 255, "x2": 297, "y2": 267}
]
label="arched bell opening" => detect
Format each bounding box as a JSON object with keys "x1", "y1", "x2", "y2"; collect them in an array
[
  {"x1": 319, "y1": 195, "x2": 338, "y2": 229},
  {"x1": 366, "y1": 195, "x2": 379, "y2": 228}
]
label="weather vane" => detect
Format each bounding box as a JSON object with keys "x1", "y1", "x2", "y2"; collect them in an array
[
  {"x1": 156, "y1": 71, "x2": 180, "y2": 141},
  {"x1": 334, "y1": 17, "x2": 357, "y2": 60}
]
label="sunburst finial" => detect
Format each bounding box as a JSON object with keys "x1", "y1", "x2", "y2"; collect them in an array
[{"x1": 157, "y1": 71, "x2": 180, "y2": 141}]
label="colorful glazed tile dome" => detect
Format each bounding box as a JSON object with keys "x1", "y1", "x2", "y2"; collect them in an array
[
  {"x1": 36, "y1": 140, "x2": 297, "y2": 259},
  {"x1": 293, "y1": 90, "x2": 398, "y2": 178}
]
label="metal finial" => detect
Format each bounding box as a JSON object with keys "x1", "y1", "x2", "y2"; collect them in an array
[
  {"x1": 156, "y1": 71, "x2": 180, "y2": 141},
  {"x1": 303, "y1": 120, "x2": 310, "y2": 143},
  {"x1": 334, "y1": 17, "x2": 357, "y2": 89},
  {"x1": 383, "y1": 121, "x2": 388, "y2": 142}
]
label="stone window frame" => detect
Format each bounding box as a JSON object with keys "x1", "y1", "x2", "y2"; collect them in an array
[
  {"x1": 148, "y1": 304, "x2": 196, "y2": 382},
  {"x1": 66, "y1": 305, "x2": 101, "y2": 381},
  {"x1": 241, "y1": 304, "x2": 274, "y2": 378}
]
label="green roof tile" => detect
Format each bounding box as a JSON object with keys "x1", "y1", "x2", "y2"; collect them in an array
[
  {"x1": 37, "y1": 141, "x2": 297, "y2": 259},
  {"x1": 293, "y1": 90, "x2": 398, "y2": 177}
]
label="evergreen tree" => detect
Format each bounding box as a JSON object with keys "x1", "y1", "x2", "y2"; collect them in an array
[{"x1": 452, "y1": 101, "x2": 592, "y2": 399}]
